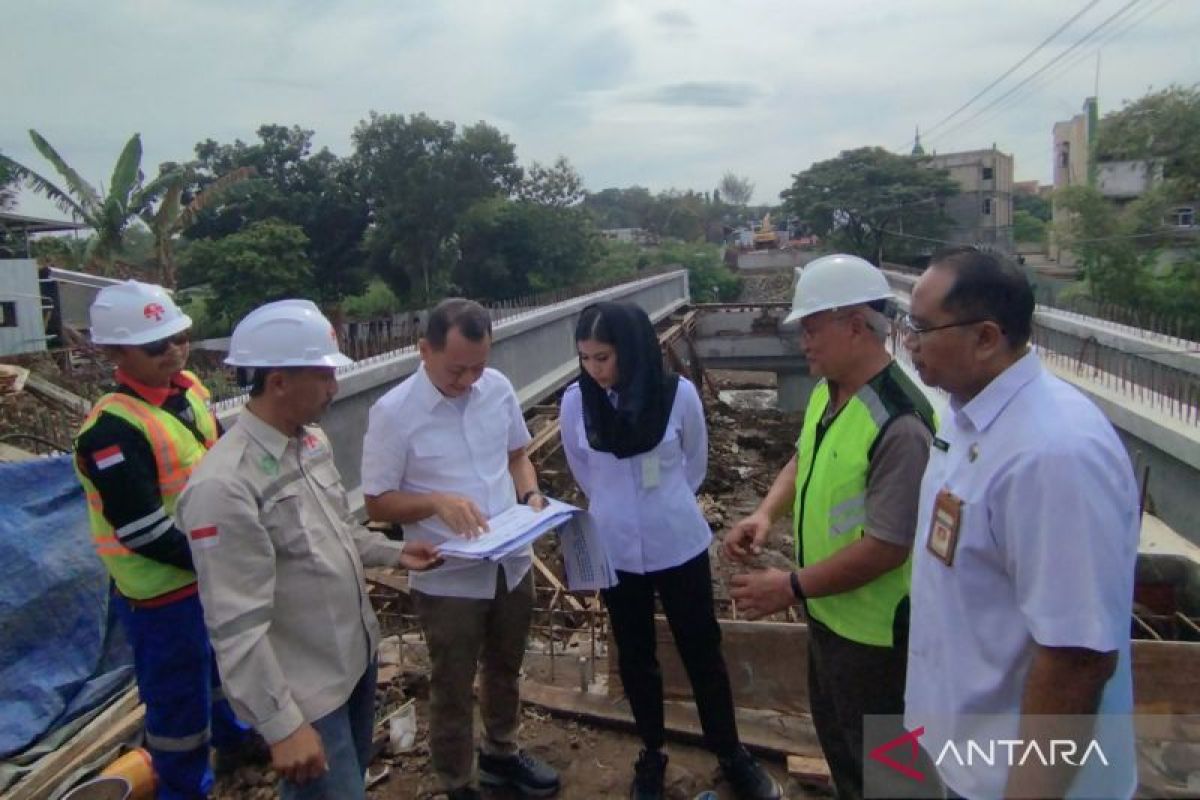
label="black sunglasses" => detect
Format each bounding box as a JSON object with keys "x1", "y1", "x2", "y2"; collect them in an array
[{"x1": 139, "y1": 332, "x2": 190, "y2": 356}]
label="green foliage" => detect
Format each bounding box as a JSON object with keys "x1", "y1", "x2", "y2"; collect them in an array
[
  {"x1": 351, "y1": 112, "x2": 521, "y2": 304},
  {"x1": 1013, "y1": 210, "x2": 1047, "y2": 246},
  {"x1": 1014, "y1": 192, "x2": 1051, "y2": 222},
  {"x1": 590, "y1": 240, "x2": 649, "y2": 282},
  {"x1": 453, "y1": 198, "x2": 602, "y2": 298},
  {"x1": 186, "y1": 125, "x2": 369, "y2": 305},
  {"x1": 516, "y1": 157, "x2": 585, "y2": 207},
  {"x1": 582, "y1": 186, "x2": 656, "y2": 229},
  {"x1": 1096, "y1": 84, "x2": 1200, "y2": 197},
  {"x1": 182, "y1": 219, "x2": 315, "y2": 327},
  {"x1": 341, "y1": 278, "x2": 402, "y2": 319},
  {"x1": 781, "y1": 147, "x2": 958, "y2": 261},
  {"x1": 651, "y1": 241, "x2": 740, "y2": 302},
  {"x1": 581, "y1": 186, "x2": 729, "y2": 243},
  {"x1": 0, "y1": 131, "x2": 183, "y2": 273}
]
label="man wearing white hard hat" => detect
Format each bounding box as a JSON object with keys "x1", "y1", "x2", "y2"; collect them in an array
[
  {"x1": 176, "y1": 299, "x2": 440, "y2": 800},
  {"x1": 724, "y1": 255, "x2": 936, "y2": 800},
  {"x1": 74, "y1": 279, "x2": 259, "y2": 800}
]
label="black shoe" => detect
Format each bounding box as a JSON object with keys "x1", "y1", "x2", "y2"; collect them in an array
[
  {"x1": 446, "y1": 788, "x2": 483, "y2": 800},
  {"x1": 478, "y1": 749, "x2": 561, "y2": 797},
  {"x1": 630, "y1": 748, "x2": 667, "y2": 800},
  {"x1": 719, "y1": 746, "x2": 782, "y2": 800}
]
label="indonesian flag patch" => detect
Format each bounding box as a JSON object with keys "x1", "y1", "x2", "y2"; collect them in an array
[
  {"x1": 189, "y1": 525, "x2": 221, "y2": 549},
  {"x1": 93, "y1": 444, "x2": 125, "y2": 470}
]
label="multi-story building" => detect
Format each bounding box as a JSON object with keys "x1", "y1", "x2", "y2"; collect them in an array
[{"x1": 927, "y1": 147, "x2": 1015, "y2": 253}]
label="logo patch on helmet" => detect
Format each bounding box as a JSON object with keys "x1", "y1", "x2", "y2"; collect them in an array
[{"x1": 143, "y1": 302, "x2": 166, "y2": 321}]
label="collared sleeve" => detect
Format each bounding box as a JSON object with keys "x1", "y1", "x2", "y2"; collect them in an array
[
  {"x1": 559, "y1": 386, "x2": 593, "y2": 498},
  {"x1": 864, "y1": 413, "x2": 932, "y2": 546},
  {"x1": 361, "y1": 402, "x2": 407, "y2": 498},
  {"x1": 676, "y1": 378, "x2": 708, "y2": 494},
  {"x1": 348, "y1": 522, "x2": 407, "y2": 568},
  {"x1": 176, "y1": 474, "x2": 304, "y2": 744},
  {"x1": 990, "y1": 440, "x2": 1138, "y2": 653}
]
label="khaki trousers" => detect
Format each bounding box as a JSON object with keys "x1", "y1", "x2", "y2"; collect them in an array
[{"x1": 413, "y1": 570, "x2": 533, "y2": 791}]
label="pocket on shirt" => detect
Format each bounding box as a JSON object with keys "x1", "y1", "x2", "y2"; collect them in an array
[
  {"x1": 263, "y1": 483, "x2": 311, "y2": 556},
  {"x1": 310, "y1": 461, "x2": 351, "y2": 520}
]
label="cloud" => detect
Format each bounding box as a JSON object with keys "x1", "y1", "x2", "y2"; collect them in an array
[
  {"x1": 653, "y1": 9, "x2": 695, "y2": 30},
  {"x1": 639, "y1": 81, "x2": 764, "y2": 108}
]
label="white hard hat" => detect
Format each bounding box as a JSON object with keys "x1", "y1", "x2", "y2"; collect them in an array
[
  {"x1": 784, "y1": 254, "x2": 893, "y2": 325},
  {"x1": 225, "y1": 299, "x2": 353, "y2": 368},
  {"x1": 89, "y1": 280, "x2": 192, "y2": 345}
]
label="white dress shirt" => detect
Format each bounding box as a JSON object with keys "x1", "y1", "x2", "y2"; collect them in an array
[
  {"x1": 559, "y1": 377, "x2": 711, "y2": 574},
  {"x1": 361, "y1": 365, "x2": 532, "y2": 599},
  {"x1": 905, "y1": 351, "x2": 1138, "y2": 799}
]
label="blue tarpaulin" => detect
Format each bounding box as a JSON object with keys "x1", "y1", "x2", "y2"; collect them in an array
[{"x1": 0, "y1": 455, "x2": 133, "y2": 759}]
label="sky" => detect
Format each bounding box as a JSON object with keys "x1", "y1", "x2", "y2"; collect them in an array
[{"x1": 3, "y1": 0, "x2": 1198, "y2": 220}]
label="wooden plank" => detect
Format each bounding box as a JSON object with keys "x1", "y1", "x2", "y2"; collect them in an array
[
  {"x1": 520, "y1": 680, "x2": 821, "y2": 759},
  {"x1": 533, "y1": 556, "x2": 586, "y2": 613},
  {"x1": 24, "y1": 373, "x2": 92, "y2": 416},
  {"x1": 8, "y1": 688, "x2": 143, "y2": 800},
  {"x1": 786, "y1": 754, "x2": 831, "y2": 786},
  {"x1": 609, "y1": 617, "x2": 809, "y2": 716},
  {"x1": 1132, "y1": 639, "x2": 1200, "y2": 715},
  {"x1": 365, "y1": 569, "x2": 410, "y2": 595}
]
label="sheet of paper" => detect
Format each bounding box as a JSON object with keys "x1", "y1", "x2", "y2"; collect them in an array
[
  {"x1": 437, "y1": 497, "x2": 580, "y2": 560},
  {"x1": 559, "y1": 512, "x2": 618, "y2": 591}
]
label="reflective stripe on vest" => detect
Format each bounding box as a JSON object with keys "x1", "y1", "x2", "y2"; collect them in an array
[
  {"x1": 792, "y1": 370, "x2": 933, "y2": 648},
  {"x1": 74, "y1": 379, "x2": 217, "y2": 600}
]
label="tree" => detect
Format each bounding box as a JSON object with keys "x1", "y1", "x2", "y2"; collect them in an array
[
  {"x1": 453, "y1": 198, "x2": 601, "y2": 298},
  {"x1": 1013, "y1": 210, "x2": 1047, "y2": 246},
  {"x1": 516, "y1": 157, "x2": 586, "y2": 207},
  {"x1": 582, "y1": 186, "x2": 657, "y2": 229},
  {"x1": 717, "y1": 172, "x2": 754, "y2": 206},
  {"x1": 1096, "y1": 84, "x2": 1200, "y2": 197},
  {"x1": 0, "y1": 131, "x2": 180, "y2": 272},
  {"x1": 781, "y1": 147, "x2": 959, "y2": 262},
  {"x1": 183, "y1": 219, "x2": 315, "y2": 326},
  {"x1": 1014, "y1": 192, "x2": 1051, "y2": 222},
  {"x1": 352, "y1": 112, "x2": 521, "y2": 304},
  {"x1": 184, "y1": 125, "x2": 370, "y2": 310}
]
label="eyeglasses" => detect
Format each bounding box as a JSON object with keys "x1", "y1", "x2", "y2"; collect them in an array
[
  {"x1": 139, "y1": 332, "x2": 190, "y2": 356},
  {"x1": 897, "y1": 313, "x2": 992, "y2": 338}
]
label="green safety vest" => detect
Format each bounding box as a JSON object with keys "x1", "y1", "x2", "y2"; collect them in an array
[
  {"x1": 74, "y1": 371, "x2": 218, "y2": 600},
  {"x1": 793, "y1": 363, "x2": 935, "y2": 647}
]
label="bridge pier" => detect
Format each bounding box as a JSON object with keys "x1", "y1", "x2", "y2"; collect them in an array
[{"x1": 777, "y1": 371, "x2": 819, "y2": 413}]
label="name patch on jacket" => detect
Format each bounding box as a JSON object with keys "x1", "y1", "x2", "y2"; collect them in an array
[
  {"x1": 93, "y1": 444, "x2": 125, "y2": 470},
  {"x1": 189, "y1": 525, "x2": 221, "y2": 550}
]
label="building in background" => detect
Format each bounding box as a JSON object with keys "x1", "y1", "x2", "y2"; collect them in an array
[{"x1": 927, "y1": 147, "x2": 1015, "y2": 254}]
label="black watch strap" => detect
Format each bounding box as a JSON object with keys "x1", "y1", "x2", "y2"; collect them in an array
[
  {"x1": 520, "y1": 489, "x2": 542, "y2": 504},
  {"x1": 790, "y1": 571, "x2": 806, "y2": 603}
]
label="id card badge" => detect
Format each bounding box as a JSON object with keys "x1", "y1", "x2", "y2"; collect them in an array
[
  {"x1": 926, "y1": 488, "x2": 963, "y2": 566},
  {"x1": 641, "y1": 454, "x2": 661, "y2": 489}
]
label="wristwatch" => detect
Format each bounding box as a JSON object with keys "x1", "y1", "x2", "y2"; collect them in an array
[
  {"x1": 789, "y1": 571, "x2": 807, "y2": 603},
  {"x1": 520, "y1": 489, "x2": 543, "y2": 504}
]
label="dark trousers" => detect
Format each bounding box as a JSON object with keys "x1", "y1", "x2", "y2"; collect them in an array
[
  {"x1": 807, "y1": 617, "x2": 912, "y2": 800},
  {"x1": 602, "y1": 550, "x2": 740, "y2": 757},
  {"x1": 112, "y1": 590, "x2": 251, "y2": 800}
]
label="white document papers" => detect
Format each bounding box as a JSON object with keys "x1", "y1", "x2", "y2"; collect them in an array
[
  {"x1": 558, "y1": 512, "x2": 618, "y2": 591},
  {"x1": 436, "y1": 497, "x2": 580, "y2": 561},
  {"x1": 434, "y1": 497, "x2": 618, "y2": 591}
]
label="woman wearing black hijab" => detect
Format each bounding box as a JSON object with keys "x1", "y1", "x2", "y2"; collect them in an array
[{"x1": 558, "y1": 302, "x2": 781, "y2": 800}]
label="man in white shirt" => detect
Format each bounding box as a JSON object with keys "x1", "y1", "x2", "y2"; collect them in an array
[
  {"x1": 361, "y1": 298, "x2": 560, "y2": 800},
  {"x1": 903, "y1": 247, "x2": 1138, "y2": 799}
]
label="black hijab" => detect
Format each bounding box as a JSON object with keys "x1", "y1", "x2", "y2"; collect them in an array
[{"x1": 575, "y1": 302, "x2": 680, "y2": 459}]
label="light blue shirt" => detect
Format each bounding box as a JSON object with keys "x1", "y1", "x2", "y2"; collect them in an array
[
  {"x1": 559, "y1": 377, "x2": 711, "y2": 574},
  {"x1": 905, "y1": 351, "x2": 1138, "y2": 799}
]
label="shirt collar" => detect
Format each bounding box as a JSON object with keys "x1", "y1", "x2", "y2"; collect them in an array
[
  {"x1": 413, "y1": 363, "x2": 477, "y2": 412},
  {"x1": 238, "y1": 407, "x2": 294, "y2": 461},
  {"x1": 115, "y1": 368, "x2": 191, "y2": 407},
  {"x1": 954, "y1": 349, "x2": 1041, "y2": 432}
]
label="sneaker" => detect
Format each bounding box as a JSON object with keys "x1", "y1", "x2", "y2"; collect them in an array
[
  {"x1": 478, "y1": 749, "x2": 561, "y2": 797},
  {"x1": 630, "y1": 748, "x2": 667, "y2": 800},
  {"x1": 719, "y1": 746, "x2": 782, "y2": 800},
  {"x1": 446, "y1": 788, "x2": 482, "y2": 800}
]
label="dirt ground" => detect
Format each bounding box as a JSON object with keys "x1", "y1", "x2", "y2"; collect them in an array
[{"x1": 214, "y1": 370, "x2": 816, "y2": 800}]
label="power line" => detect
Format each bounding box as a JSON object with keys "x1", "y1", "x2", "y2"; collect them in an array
[
  {"x1": 911, "y1": 0, "x2": 1103, "y2": 148},
  {"x1": 926, "y1": 0, "x2": 1145, "y2": 150},
  {"x1": 928, "y1": 0, "x2": 1173, "y2": 149}
]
